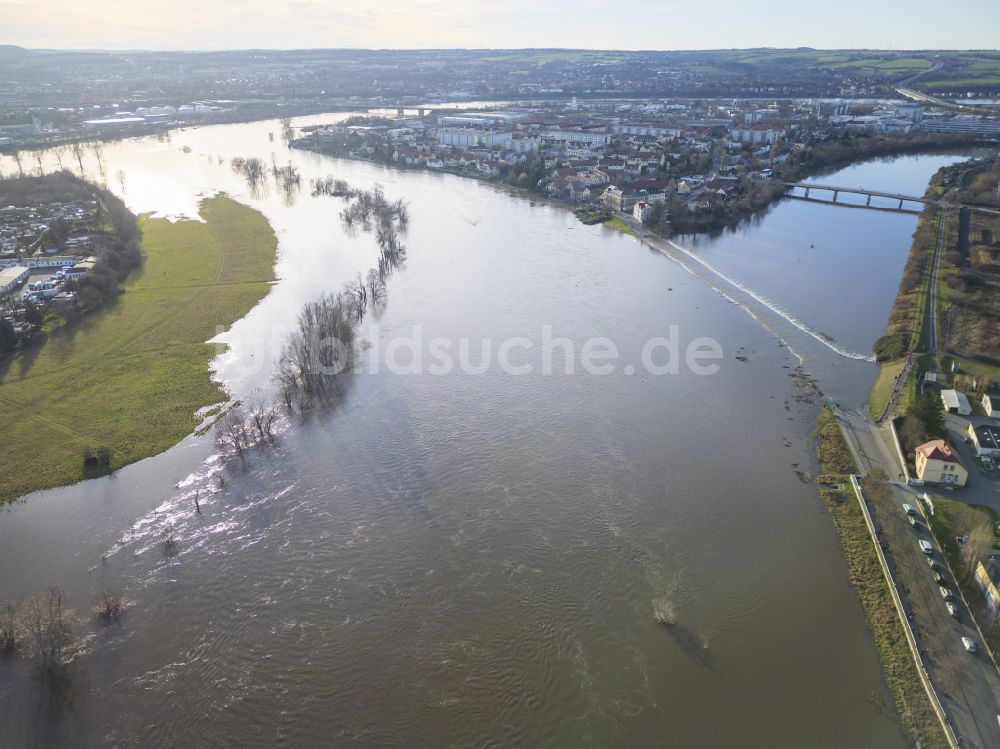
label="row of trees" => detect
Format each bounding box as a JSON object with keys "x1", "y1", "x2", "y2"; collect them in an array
[
  {"x1": 216, "y1": 399, "x2": 280, "y2": 464},
  {"x1": 2, "y1": 140, "x2": 103, "y2": 181},
  {"x1": 214, "y1": 184, "x2": 408, "y2": 455},
  {"x1": 310, "y1": 175, "x2": 353, "y2": 198},
  {"x1": 273, "y1": 185, "x2": 406, "y2": 412}
]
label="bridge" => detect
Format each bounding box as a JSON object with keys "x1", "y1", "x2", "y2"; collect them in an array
[{"x1": 782, "y1": 182, "x2": 931, "y2": 211}]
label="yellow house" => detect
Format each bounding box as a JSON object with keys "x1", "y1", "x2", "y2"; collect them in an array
[
  {"x1": 914, "y1": 440, "x2": 969, "y2": 487},
  {"x1": 975, "y1": 560, "x2": 1000, "y2": 612}
]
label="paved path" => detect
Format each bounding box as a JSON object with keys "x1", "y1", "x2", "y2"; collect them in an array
[{"x1": 928, "y1": 207, "x2": 947, "y2": 355}]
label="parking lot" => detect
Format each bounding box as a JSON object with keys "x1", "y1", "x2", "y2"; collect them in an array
[
  {"x1": 865, "y1": 477, "x2": 1000, "y2": 748},
  {"x1": 943, "y1": 412, "x2": 1000, "y2": 512},
  {"x1": 839, "y1": 406, "x2": 1000, "y2": 747}
]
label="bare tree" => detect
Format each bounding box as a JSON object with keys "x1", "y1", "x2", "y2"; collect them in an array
[
  {"x1": 962, "y1": 517, "x2": 994, "y2": 586},
  {"x1": 0, "y1": 599, "x2": 18, "y2": 652},
  {"x1": 71, "y1": 141, "x2": 86, "y2": 174},
  {"x1": 274, "y1": 358, "x2": 299, "y2": 412},
  {"x1": 33, "y1": 150, "x2": 44, "y2": 176},
  {"x1": 164, "y1": 526, "x2": 178, "y2": 554},
  {"x1": 11, "y1": 150, "x2": 24, "y2": 177},
  {"x1": 248, "y1": 399, "x2": 278, "y2": 443},
  {"x1": 865, "y1": 466, "x2": 892, "y2": 505},
  {"x1": 53, "y1": 145, "x2": 66, "y2": 170},
  {"x1": 89, "y1": 140, "x2": 104, "y2": 169},
  {"x1": 96, "y1": 592, "x2": 124, "y2": 622},
  {"x1": 217, "y1": 407, "x2": 251, "y2": 463},
  {"x1": 366, "y1": 267, "x2": 385, "y2": 307},
  {"x1": 23, "y1": 587, "x2": 72, "y2": 670}
]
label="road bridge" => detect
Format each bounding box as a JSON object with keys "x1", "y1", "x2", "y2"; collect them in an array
[{"x1": 783, "y1": 182, "x2": 931, "y2": 210}]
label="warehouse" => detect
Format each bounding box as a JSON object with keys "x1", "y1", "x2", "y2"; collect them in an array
[{"x1": 0, "y1": 265, "x2": 29, "y2": 296}]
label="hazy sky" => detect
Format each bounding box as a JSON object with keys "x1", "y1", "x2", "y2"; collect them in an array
[{"x1": 5, "y1": 0, "x2": 999, "y2": 51}]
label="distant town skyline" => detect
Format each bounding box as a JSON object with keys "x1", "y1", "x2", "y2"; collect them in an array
[{"x1": 6, "y1": 0, "x2": 1000, "y2": 51}]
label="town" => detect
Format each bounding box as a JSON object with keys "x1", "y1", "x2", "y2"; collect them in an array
[
  {"x1": 291, "y1": 95, "x2": 1000, "y2": 235},
  {"x1": 0, "y1": 173, "x2": 139, "y2": 354}
]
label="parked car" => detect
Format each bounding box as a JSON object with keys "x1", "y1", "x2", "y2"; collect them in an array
[
  {"x1": 939, "y1": 587, "x2": 954, "y2": 601},
  {"x1": 903, "y1": 503, "x2": 916, "y2": 516},
  {"x1": 927, "y1": 557, "x2": 941, "y2": 570},
  {"x1": 919, "y1": 540, "x2": 934, "y2": 555},
  {"x1": 933, "y1": 571, "x2": 946, "y2": 584},
  {"x1": 908, "y1": 515, "x2": 919, "y2": 528},
  {"x1": 946, "y1": 602, "x2": 959, "y2": 618},
  {"x1": 963, "y1": 637, "x2": 977, "y2": 653},
  {"x1": 984, "y1": 457, "x2": 995, "y2": 472}
]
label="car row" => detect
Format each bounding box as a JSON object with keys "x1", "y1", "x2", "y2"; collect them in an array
[{"x1": 907, "y1": 504, "x2": 976, "y2": 648}]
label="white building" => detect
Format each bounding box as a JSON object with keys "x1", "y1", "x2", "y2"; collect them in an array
[
  {"x1": 612, "y1": 123, "x2": 683, "y2": 139},
  {"x1": 435, "y1": 127, "x2": 512, "y2": 149},
  {"x1": 633, "y1": 201, "x2": 654, "y2": 223},
  {"x1": 727, "y1": 127, "x2": 783, "y2": 145},
  {"x1": 541, "y1": 129, "x2": 611, "y2": 147},
  {"x1": 0, "y1": 266, "x2": 29, "y2": 295},
  {"x1": 967, "y1": 422, "x2": 1000, "y2": 458},
  {"x1": 984, "y1": 393, "x2": 1000, "y2": 419},
  {"x1": 941, "y1": 389, "x2": 972, "y2": 416}
]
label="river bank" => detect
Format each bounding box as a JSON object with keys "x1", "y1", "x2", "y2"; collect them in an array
[
  {"x1": 869, "y1": 154, "x2": 1000, "y2": 420},
  {"x1": 291, "y1": 128, "x2": 989, "y2": 241},
  {"x1": 0, "y1": 195, "x2": 277, "y2": 504}
]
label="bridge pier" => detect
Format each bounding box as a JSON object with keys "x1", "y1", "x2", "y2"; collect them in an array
[
  {"x1": 899, "y1": 199, "x2": 904, "y2": 210},
  {"x1": 804, "y1": 187, "x2": 809, "y2": 198},
  {"x1": 867, "y1": 194, "x2": 872, "y2": 206},
  {"x1": 832, "y1": 190, "x2": 838, "y2": 202}
]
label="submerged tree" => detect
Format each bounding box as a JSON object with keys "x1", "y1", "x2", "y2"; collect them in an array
[
  {"x1": 23, "y1": 587, "x2": 73, "y2": 671},
  {"x1": 96, "y1": 592, "x2": 124, "y2": 623},
  {"x1": 0, "y1": 599, "x2": 18, "y2": 652}
]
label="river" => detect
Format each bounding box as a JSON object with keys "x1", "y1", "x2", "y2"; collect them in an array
[{"x1": 0, "y1": 120, "x2": 973, "y2": 747}]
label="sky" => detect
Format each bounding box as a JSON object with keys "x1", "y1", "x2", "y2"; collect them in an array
[{"x1": 3, "y1": 0, "x2": 1000, "y2": 51}]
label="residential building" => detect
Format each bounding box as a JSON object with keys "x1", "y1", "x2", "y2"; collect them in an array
[
  {"x1": 633, "y1": 201, "x2": 654, "y2": 223},
  {"x1": 983, "y1": 393, "x2": 1000, "y2": 419},
  {"x1": 941, "y1": 389, "x2": 972, "y2": 416},
  {"x1": 540, "y1": 129, "x2": 611, "y2": 147},
  {"x1": 727, "y1": 126, "x2": 784, "y2": 145},
  {"x1": 967, "y1": 422, "x2": 1000, "y2": 459},
  {"x1": 914, "y1": 440, "x2": 969, "y2": 487},
  {"x1": 975, "y1": 560, "x2": 1000, "y2": 612}
]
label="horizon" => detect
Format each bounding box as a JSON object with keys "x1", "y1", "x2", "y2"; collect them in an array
[{"x1": 7, "y1": 44, "x2": 1000, "y2": 54}]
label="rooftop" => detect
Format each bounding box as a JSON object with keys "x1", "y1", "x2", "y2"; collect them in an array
[
  {"x1": 916, "y1": 439, "x2": 965, "y2": 468},
  {"x1": 971, "y1": 424, "x2": 1000, "y2": 452},
  {"x1": 941, "y1": 389, "x2": 971, "y2": 411}
]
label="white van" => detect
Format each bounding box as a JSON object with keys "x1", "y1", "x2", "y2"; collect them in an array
[{"x1": 919, "y1": 540, "x2": 934, "y2": 555}]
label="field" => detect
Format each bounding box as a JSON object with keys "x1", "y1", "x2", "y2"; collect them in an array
[
  {"x1": 869, "y1": 357, "x2": 907, "y2": 418},
  {"x1": 0, "y1": 196, "x2": 277, "y2": 504},
  {"x1": 603, "y1": 216, "x2": 639, "y2": 237}
]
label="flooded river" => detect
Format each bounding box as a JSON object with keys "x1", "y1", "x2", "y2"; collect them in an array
[{"x1": 0, "y1": 120, "x2": 972, "y2": 747}]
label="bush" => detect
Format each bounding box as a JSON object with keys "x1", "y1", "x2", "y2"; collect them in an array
[{"x1": 873, "y1": 333, "x2": 908, "y2": 362}]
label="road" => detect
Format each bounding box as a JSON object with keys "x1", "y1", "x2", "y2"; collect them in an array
[
  {"x1": 837, "y1": 407, "x2": 1000, "y2": 748},
  {"x1": 929, "y1": 207, "x2": 947, "y2": 355}
]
